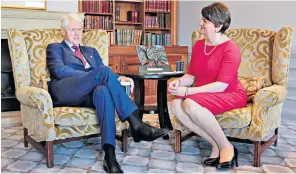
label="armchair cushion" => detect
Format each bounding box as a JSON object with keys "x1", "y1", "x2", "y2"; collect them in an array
[
  {"x1": 238, "y1": 76, "x2": 263, "y2": 96},
  {"x1": 55, "y1": 124, "x2": 100, "y2": 140},
  {"x1": 53, "y1": 107, "x2": 129, "y2": 130},
  {"x1": 53, "y1": 107, "x2": 98, "y2": 126},
  {"x1": 215, "y1": 103, "x2": 253, "y2": 129},
  {"x1": 55, "y1": 119, "x2": 129, "y2": 140}
]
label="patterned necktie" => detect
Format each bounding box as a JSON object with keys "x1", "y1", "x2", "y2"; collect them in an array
[{"x1": 72, "y1": 45, "x2": 86, "y2": 67}]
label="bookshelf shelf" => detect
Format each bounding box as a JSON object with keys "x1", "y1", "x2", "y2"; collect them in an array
[
  {"x1": 79, "y1": 0, "x2": 178, "y2": 46},
  {"x1": 145, "y1": 28, "x2": 171, "y2": 31},
  {"x1": 84, "y1": 29, "x2": 114, "y2": 32},
  {"x1": 115, "y1": 0, "x2": 143, "y2": 2},
  {"x1": 115, "y1": 22, "x2": 143, "y2": 25},
  {"x1": 84, "y1": 12, "x2": 113, "y2": 16},
  {"x1": 145, "y1": 11, "x2": 170, "y2": 14}
]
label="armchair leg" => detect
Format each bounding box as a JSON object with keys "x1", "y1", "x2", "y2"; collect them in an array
[
  {"x1": 23, "y1": 128, "x2": 28, "y2": 148},
  {"x1": 121, "y1": 129, "x2": 128, "y2": 153},
  {"x1": 274, "y1": 128, "x2": 278, "y2": 147},
  {"x1": 175, "y1": 130, "x2": 181, "y2": 153},
  {"x1": 253, "y1": 141, "x2": 261, "y2": 167},
  {"x1": 46, "y1": 141, "x2": 54, "y2": 168}
]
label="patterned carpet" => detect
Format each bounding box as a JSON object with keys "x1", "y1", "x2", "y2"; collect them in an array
[{"x1": 1, "y1": 114, "x2": 296, "y2": 173}]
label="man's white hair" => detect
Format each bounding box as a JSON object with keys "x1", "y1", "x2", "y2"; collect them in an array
[{"x1": 61, "y1": 13, "x2": 84, "y2": 29}]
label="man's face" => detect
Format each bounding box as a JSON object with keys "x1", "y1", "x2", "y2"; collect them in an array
[{"x1": 63, "y1": 20, "x2": 83, "y2": 45}]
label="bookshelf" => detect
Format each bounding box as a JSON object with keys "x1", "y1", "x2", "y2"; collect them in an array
[{"x1": 78, "y1": 0, "x2": 178, "y2": 46}]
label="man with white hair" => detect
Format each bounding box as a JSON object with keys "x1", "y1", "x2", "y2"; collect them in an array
[{"x1": 46, "y1": 13, "x2": 169, "y2": 173}]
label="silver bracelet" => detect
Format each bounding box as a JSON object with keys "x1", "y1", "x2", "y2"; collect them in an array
[{"x1": 185, "y1": 87, "x2": 189, "y2": 96}]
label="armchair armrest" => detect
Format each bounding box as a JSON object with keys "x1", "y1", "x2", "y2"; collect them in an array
[
  {"x1": 254, "y1": 85, "x2": 287, "y2": 106},
  {"x1": 249, "y1": 85, "x2": 287, "y2": 140},
  {"x1": 16, "y1": 86, "x2": 56, "y2": 141}
]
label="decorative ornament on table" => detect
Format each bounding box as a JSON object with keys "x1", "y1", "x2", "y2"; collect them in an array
[{"x1": 136, "y1": 45, "x2": 169, "y2": 68}]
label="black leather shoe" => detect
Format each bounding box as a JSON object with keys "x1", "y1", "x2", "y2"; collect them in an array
[
  {"x1": 103, "y1": 156, "x2": 123, "y2": 173},
  {"x1": 131, "y1": 122, "x2": 170, "y2": 142},
  {"x1": 203, "y1": 157, "x2": 220, "y2": 166},
  {"x1": 216, "y1": 146, "x2": 238, "y2": 170}
]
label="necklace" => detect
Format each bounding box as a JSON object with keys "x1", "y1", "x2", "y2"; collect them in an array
[{"x1": 204, "y1": 34, "x2": 223, "y2": 56}]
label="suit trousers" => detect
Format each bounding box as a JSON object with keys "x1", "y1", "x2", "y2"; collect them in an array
[{"x1": 52, "y1": 66, "x2": 138, "y2": 147}]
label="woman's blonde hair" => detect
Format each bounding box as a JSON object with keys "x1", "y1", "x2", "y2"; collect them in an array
[{"x1": 61, "y1": 13, "x2": 84, "y2": 29}]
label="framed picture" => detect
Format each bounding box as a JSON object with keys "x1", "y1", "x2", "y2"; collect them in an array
[{"x1": 1, "y1": 0, "x2": 46, "y2": 10}]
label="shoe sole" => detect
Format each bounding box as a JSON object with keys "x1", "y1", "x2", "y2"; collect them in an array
[
  {"x1": 103, "y1": 161, "x2": 123, "y2": 173},
  {"x1": 151, "y1": 128, "x2": 170, "y2": 141},
  {"x1": 103, "y1": 160, "x2": 109, "y2": 173},
  {"x1": 133, "y1": 128, "x2": 170, "y2": 142},
  {"x1": 103, "y1": 165, "x2": 109, "y2": 173},
  {"x1": 204, "y1": 163, "x2": 218, "y2": 167}
]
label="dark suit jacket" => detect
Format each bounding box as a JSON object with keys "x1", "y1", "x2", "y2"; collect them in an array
[
  {"x1": 47, "y1": 40, "x2": 104, "y2": 80},
  {"x1": 46, "y1": 40, "x2": 108, "y2": 105}
]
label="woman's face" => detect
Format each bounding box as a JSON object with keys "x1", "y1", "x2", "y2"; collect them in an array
[{"x1": 200, "y1": 17, "x2": 217, "y2": 37}]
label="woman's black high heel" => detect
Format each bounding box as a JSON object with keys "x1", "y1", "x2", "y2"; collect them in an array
[
  {"x1": 216, "y1": 146, "x2": 238, "y2": 170},
  {"x1": 203, "y1": 157, "x2": 220, "y2": 166}
]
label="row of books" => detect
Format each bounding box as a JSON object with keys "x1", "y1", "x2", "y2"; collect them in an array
[
  {"x1": 143, "y1": 33, "x2": 171, "y2": 46},
  {"x1": 145, "y1": 0, "x2": 171, "y2": 12},
  {"x1": 145, "y1": 14, "x2": 171, "y2": 28},
  {"x1": 115, "y1": 29, "x2": 143, "y2": 46},
  {"x1": 81, "y1": 0, "x2": 113, "y2": 13},
  {"x1": 84, "y1": 15, "x2": 113, "y2": 30},
  {"x1": 107, "y1": 31, "x2": 171, "y2": 46},
  {"x1": 101, "y1": 30, "x2": 172, "y2": 46}
]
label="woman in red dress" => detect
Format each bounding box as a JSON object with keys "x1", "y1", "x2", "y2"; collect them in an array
[{"x1": 168, "y1": 2, "x2": 248, "y2": 170}]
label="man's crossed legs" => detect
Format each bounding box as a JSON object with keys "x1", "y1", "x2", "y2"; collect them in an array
[{"x1": 58, "y1": 66, "x2": 169, "y2": 173}]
